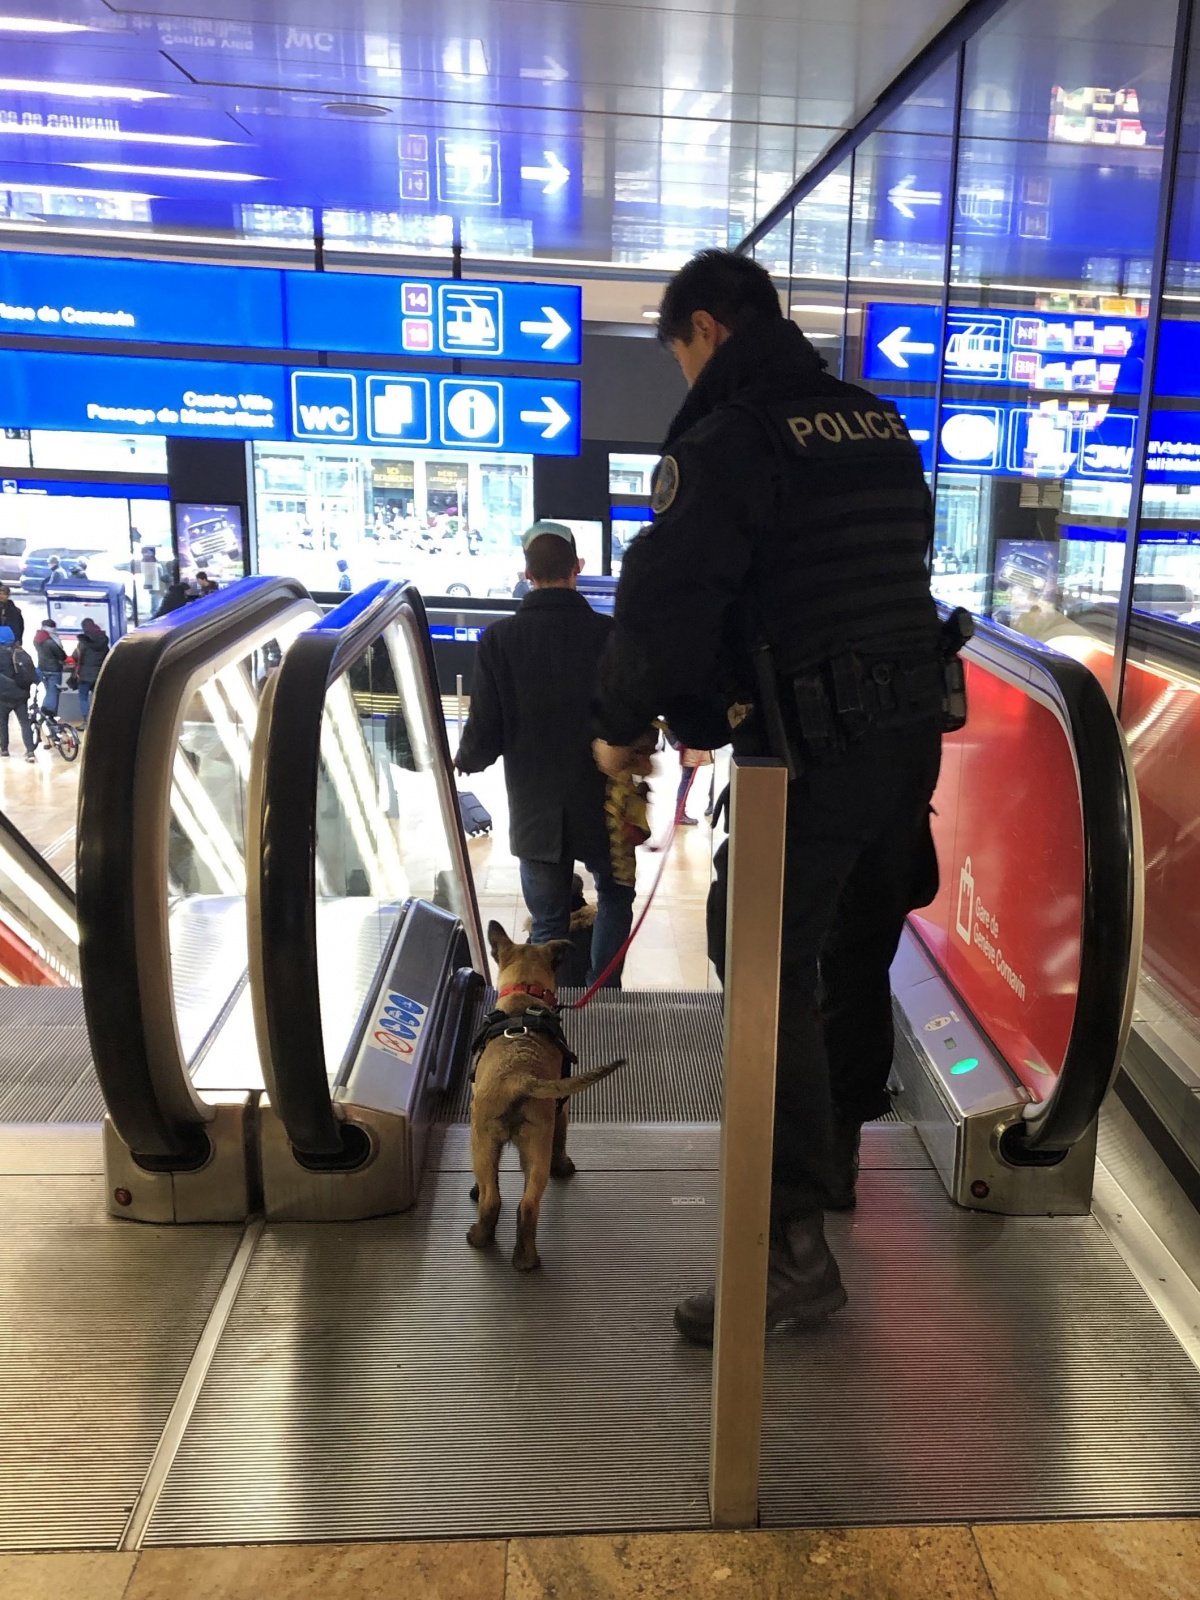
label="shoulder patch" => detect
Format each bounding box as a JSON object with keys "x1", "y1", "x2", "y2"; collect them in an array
[{"x1": 651, "y1": 454, "x2": 680, "y2": 514}]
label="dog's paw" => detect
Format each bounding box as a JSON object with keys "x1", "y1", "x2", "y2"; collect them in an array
[
  {"x1": 467, "y1": 1222, "x2": 496, "y2": 1249},
  {"x1": 550, "y1": 1154, "x2": 576, "y2": 1180},
  {"x1": 512, "y1": 1246, "x2": 542, "y2": 1272},
  {"x1": 469, "y1": 1182, "x2": 480, "y2": 1202}
]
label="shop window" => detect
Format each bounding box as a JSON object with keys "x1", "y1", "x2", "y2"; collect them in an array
[{"x1": 252, "y1": 442, "x2": 534, "y2": 601}]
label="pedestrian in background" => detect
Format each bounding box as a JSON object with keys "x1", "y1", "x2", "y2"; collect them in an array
[
  {"x1": 0, "y1": 624, "x2": 38, "y2": 762},
  {"x1": 34, "y1": 619, "x2": 66, "y2": 718},
  {"x1": 73, "y1": 617, "x2": 109, "y2": 725},
  {"x1": 0, "y1": 586, "x2": 25, "y2": 647}
]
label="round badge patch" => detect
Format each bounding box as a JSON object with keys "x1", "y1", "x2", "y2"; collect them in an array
[{"x1": 651, "y1": 454, "x2": 680, "y2": 514}]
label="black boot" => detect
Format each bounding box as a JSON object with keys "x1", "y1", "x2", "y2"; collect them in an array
[
  {"x1": 826, "y1": 1120, "x2": 862, "y2": 1211},
  {"x1": 673, "y1": 1212, "x2": 847, "y2": 1346}
]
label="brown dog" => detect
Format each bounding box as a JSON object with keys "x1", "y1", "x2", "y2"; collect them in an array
[{"x1": 468, "y1": 921, "x2": 622, "y2": 1270}]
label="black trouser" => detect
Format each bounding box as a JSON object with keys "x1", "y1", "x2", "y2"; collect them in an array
[
  {"x1": 0, "y1": 697, "x2": 35, "y2": 755},
  {"x1": 708, "y1": 715, "x2": 942, "y2": 1218}
]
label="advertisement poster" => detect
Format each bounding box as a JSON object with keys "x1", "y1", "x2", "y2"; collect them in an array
[
  {"x1": 175, "y1": 504, "x2": 245, "y2": 587},
  {"x1": 910, "y1": 662, "x2": 1085, "y2": 1099}
]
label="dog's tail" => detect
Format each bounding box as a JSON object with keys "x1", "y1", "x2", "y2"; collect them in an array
[{"x1": 517, "y1": 1058, "x2": 625, "y2": 1100}]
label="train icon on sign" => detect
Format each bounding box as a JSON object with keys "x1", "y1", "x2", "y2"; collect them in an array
[{"x1": 438, "y1": 285, "x2": 503, "y2": 355}]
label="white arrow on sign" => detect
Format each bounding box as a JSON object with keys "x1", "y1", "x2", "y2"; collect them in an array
[
  {"x1": 888, "y1": 174, "x2": 942, "y2": 220},
  {"x1": 878, "y1": 325, "x2": 937, "y2": 369},
  {"x1": 520, "y1": 149, "x2": 571, "y2": 196},
  {"x1": 520, "y1": 56, "x2": 568, "y2": 83},
  {"x1": 520, "y1": 395, "x2": 572, "y2": 438},
  {"x1": 519, "y1": 305, "x2": 572, "y2": 350}
]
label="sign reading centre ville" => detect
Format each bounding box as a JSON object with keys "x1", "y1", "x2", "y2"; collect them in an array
[{"x1": 908, "y1": 661, "x2": 1085, "y2": 1103}]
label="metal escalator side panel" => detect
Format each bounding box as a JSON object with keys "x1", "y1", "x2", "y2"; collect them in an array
[
  {"x1": 77, "y1": 576, "x2": 316, "y2": 1165},
  {"x1": 906, "y1": 611, "x2": 1142, "y2": 1157}
]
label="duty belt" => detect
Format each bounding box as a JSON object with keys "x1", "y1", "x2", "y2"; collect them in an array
[{"x1": 789, "y1": 652, "x2": 942, "y2": 755}]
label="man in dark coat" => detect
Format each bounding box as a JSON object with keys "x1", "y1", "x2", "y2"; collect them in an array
[
  {"x1": 0, "y1": 587, "x2": 24, "y2": 646},
  {"x1": 457, "y1": 522, "x2": 635, "y2": 987}
]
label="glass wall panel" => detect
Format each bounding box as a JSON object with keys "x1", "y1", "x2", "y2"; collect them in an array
[
  {"x1": 1121, "y1": 0, "x2": 1200, "y2": 1053},
  {"x1": 935, "y1": 0, "x2": 1177, "y2": 652},
  {"x1": 789, "y1": 159, "x2": 853, "y2": 371},
  {"x1": 842, "y1": 58, "x2": 958, "y2": 512}
]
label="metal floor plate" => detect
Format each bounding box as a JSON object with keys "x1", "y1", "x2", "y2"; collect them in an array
[
  {"x1": 0, "y1": 1175, "x2": 240, "y2": 1550},
  {"x1": 146, "y1": 1149, "x2": 1200, "y2": 1544}
]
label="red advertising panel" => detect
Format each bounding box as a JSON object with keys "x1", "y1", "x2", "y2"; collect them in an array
[{"x1": 911, "y1": 661, "x2": 1085, "y2": 1100}]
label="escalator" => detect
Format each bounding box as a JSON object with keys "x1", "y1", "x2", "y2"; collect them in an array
[
  {"x1": 9, "y1": 575, "x2": 1197, "y2": 1547},
  {"x1": 115, "y1": 582, "x2": 1200, "y2": 1542}
]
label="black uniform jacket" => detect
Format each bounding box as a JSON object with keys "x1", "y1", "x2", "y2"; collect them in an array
[
  {"x1": 595, "y1": 318, "x2": 940, "y2": 749},
  {"x1": 457, "y1": 586, "x2": 613, "y2": 865}
]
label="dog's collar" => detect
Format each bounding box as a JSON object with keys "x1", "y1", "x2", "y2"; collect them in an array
[{"x1": 497, "y1": 982, "x2": 557, "y2": 1004}]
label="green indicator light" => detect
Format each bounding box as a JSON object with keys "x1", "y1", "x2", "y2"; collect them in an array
[{"x1": 950, "y1": 1057, "x2": 979, "y2": 1075}]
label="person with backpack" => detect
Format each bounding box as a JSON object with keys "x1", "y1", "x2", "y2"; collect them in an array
[
  {"x1": 33, "y1": 619, "x2": 67, "y2": 719},
  {"x1": 0, "y1": 624, "x2": 39, "y2": 762},
  {"x1": 72, "y1": 617, "x2": 109, "y2": 724},
  {"x1": 0, "y1": 586, "x2": 25, "y2": 646}
]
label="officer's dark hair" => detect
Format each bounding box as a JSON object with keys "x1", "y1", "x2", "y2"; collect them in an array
[
  {"x1": 525, "y1": 532, "x2": 578, "y2": 583},
  {"x1": 657, "y1": 249, "x2": 783, "y2": 345}
]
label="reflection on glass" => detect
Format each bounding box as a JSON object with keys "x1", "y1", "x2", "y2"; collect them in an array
[
  {"x1": 168, "y1": 638, "x2": 278, "y2": 1066},
  {"x1": 316, "y1": 616, "x2": 471, "y2": 1078}
]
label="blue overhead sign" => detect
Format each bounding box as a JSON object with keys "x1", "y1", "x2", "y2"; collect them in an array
[
  {"x1": 864, "y1": 301, "x2": 1146, "y2": 395},
  {"x1": 0, "y1": 250, "x2": 284, "y2": 350},
  {"x1": 287, "y1": 368, "x2": 580, "y2": 455},
  {"x1": 0, "y1": 349, "x2": 286, "y2": 440},
  {"x1": 0, "y1": 250, "x2": 581, "y2": 367},
  {"x1": 283, "y1": 273, "x2": 581, "y2": 364}
]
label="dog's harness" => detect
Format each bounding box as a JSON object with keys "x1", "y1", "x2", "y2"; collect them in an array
[{"x1": 470, "y1": 982, "x2": 578, "y2": 1078}]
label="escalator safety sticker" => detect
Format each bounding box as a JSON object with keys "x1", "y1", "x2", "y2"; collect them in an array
[{"x1": 371, "y1": 991, "x2": 429, "y2": 1062}]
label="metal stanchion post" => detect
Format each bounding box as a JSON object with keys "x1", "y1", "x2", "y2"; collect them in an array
[
  {"x1": 709, "y1": 755, "x2": 788, "y2": 1528},
  {"x1": 456, "y1": 672, "x2": 465, "y2": 744}
]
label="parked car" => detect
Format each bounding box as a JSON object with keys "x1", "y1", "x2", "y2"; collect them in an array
[{"x1": 0, "y1": 536, "x2": 26, "y2": 585}]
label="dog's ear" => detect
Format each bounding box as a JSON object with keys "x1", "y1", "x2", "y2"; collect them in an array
[
  {"x1": 545, "y1": 939, "x2": 574, "y2": 972},
  {"x1": 488, "y1": 921, "x2": 514, "y2": 962}
]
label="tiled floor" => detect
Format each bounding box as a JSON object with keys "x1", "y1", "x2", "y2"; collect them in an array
[
  {"x1": 4, "y1": 1522, "x2": 1200, "y2": 1599},
  {"x1": 0, "y1": 736, "x2": 80, "y2": 884},
  {"x1": 456, "y1": 736, "x2": 721, "y2": 992}
]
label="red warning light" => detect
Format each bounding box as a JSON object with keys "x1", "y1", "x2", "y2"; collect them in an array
[
  {"x1": 970, "y1": 1179, "x2": 990, "y2": 1199},
  {"x1": 114, "y1": 1188, "x2": 133, "y2": 1207}
]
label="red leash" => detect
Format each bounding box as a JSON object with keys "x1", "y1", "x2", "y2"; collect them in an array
[{"x1": 566, "y1": 766, "x2": 699, "y2": 1011}]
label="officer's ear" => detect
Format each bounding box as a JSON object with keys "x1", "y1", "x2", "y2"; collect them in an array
[{"x1": 575, "y1": 557, "x2": 585, "y2": 576}]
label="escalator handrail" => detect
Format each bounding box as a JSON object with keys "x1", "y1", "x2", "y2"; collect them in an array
[
  {"x1": 0, "y1": 806, "x2": 75, "y2": 911},
  {"x1": 78, "y1": 575, "x2": 315, "y2": 1164},
  {"x1": 937, "y1": 608, "x2": 1142, "y2": 1151},
  {"x1": 251, "y1": 580, "x2": 485, "y2": 1160}
]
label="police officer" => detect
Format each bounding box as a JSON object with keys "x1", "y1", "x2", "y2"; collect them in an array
[{"x1": 593, "y1": 250, "x2": 944, "y2": 1345}]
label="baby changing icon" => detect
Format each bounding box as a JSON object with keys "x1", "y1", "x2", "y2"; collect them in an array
[{"x1": 956, "y1": 856, "x2": 975, "y2": 946}]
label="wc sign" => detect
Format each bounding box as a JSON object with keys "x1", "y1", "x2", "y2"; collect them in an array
[{"x1": 291, "y1": 370, "x2": 357, "y2": 440}]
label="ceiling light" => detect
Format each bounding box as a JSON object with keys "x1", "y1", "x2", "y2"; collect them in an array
[
  {"x1": 641, "y1": 306, "x2": 659, "y2": 319},
  {"x1": 0, "y1": 79, "x2": 171, "y2": 101},
  {"x1": 323, "y1": 101, "x2": 389, "y2": 118},
  {"x1": 0, "y1": 16, "x2": 91, "y2": 32},
  {"x1": 0, "y1": 124, "x2": 233, "y2": 147},
  {"x1": 71, "y1": 162, "x2": 263, "y2": 182}
]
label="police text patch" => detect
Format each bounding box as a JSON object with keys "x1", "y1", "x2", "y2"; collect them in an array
[
  {"x1": 651, "y1": 454, "x2": 680, "y2": 513},
  {"x1": 786, "y1": 407, "x2": 912, "y2": 452}
]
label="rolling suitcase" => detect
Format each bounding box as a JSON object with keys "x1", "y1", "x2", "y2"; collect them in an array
[{"x1": 458, "y1": 789, "x2": 492, "y2": 838}]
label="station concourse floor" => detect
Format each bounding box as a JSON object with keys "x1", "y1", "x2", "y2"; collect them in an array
[
  {"x1": 3, "y1": 1520, "x2": 1200, "y2": 1598},
  {"x1": 4, "y1": 736, "x2": 1199, "y2": 1598}
]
